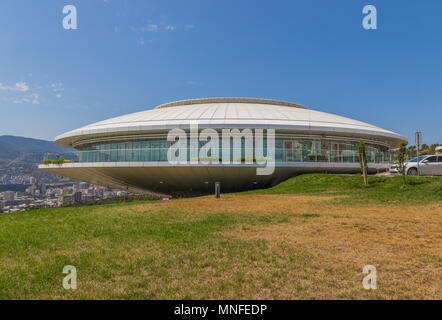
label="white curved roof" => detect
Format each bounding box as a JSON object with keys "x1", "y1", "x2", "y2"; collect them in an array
[{"x1": 55, "y1": 98, "x2": 407, "y2": 148}]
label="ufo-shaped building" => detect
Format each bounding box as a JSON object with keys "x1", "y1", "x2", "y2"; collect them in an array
[{"x1": 39, "y1": 98, "x2": 407, "y2": 193}]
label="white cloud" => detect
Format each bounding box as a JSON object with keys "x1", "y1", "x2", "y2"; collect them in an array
[
  {"x1": 147, "y1": 24, "x2": 159, "y2": 32},
  {"x1": 164, "y1": 25, "x2": 175, "y2": 31},
  {"x1": 16, "y1": 82, "x2": 29, "y2": 91},
  {"x1": 12, "y1": 94, "x2": 40, "y2": 104},
  {"x1": 0, "y1": 82, "x2": 29, "y2": 92},
  {"x1": 184, "y1": 24, "x2": 194, "y2": 31},
  {"x1": 7, "y1": 88, "x2": 41, "y2": 104},
  {"x1": 56, "y1": 93, "x2": 62, "y2": 99},
  {"x1": 13, "y1": 98, "x2": 30, "y2": 104},
  {"x1": 31, "y1": 93, "x2": 41, "y2": 104},
  {"x1": 51, "y1": 82, "x2": 64, "y2": 92}
]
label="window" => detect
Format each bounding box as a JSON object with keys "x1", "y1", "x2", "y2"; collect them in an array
[
  {"x1": 425, "y1": 156, "x2": 437, "y2": 163},
  {"x1": 408, "y1": 156, "x2": 427, "y2": 162}
]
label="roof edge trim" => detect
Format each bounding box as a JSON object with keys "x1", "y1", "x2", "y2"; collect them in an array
[{"x1": 155, "y1": 97, "x2": 309, "y2": 110}]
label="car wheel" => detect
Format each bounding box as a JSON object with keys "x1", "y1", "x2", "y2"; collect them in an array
[{"x1": 407, "y1": 168, "x2": 418, "y2": 176}]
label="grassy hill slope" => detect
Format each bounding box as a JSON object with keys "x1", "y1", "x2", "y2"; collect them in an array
[
  {"x1": 0, "y1": 174, "x2": 441, "y2": 299},
  {"x1": 246, "y1": 174, "x2": 442, "y2": 204}
]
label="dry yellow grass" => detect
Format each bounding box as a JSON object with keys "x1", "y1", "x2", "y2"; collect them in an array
[
  {"x1": 1, "y1": 191, "x2": 440, "y2": 299},
  {"x1": 134, "y1": 194, "x2": 442, "y2": 299},
  {"x1": 135, "y1": 194, "x2": 337, "y2": 215}
]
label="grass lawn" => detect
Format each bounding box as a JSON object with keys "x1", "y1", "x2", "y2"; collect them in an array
[
  {"x1": 245, "y1": 174, "x2": 442, "y2": 205},
  {"x1": 0, "y1": 174, "x2": 441, "y2": 299}
]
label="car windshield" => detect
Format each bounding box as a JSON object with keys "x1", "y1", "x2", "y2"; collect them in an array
[{"x1": 408, "y1": 156, "x2": 427, "y2": 162}]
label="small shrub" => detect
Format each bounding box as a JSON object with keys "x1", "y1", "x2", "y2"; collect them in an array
[{"x1": 42, "y1": 159, "x2": 70, "y2": 164}]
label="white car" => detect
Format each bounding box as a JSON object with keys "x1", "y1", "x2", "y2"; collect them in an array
[
  {"x1": 406, "y1": 155, "x2": 442, "y2": 176},
  {"x1": 390, "y1": 155, "x2": 442, "y2": 176},
  {"x1": 390, "y1": 156, "x2": 425, "y2": 174}
]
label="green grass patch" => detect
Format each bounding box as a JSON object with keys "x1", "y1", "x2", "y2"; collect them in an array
[
  {"x1": 0, "y1": 202, "x2": 315, "y2": 299},
  {"x1": 0, "y1": 173, "x2": 440, "y2": 299},
  {"x1": 245, "y1": 174, "x2": 442, "y2": 205}
]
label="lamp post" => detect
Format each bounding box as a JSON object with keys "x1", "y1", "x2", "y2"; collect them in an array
[{"x1": 415, "y1": 132, "x2": 422, "y2": 178}]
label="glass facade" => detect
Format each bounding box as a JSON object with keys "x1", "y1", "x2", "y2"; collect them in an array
[{"x1": 44, "y1": 137, "x2": 395, "y2": 164}]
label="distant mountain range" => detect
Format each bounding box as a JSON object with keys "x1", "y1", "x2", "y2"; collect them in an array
[{"x1": 0, "y1": 135, "x2": 72, "y2": 161}]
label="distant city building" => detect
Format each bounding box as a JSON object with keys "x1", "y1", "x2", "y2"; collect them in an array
[
  {"x1": 58, "y1": 194, "x2": 73, "y2": 206},
  {"x1": 4, "y1": 191, "x2": 15, "y2": 202},
  {"x1": 79, "y1": 182, "x2": 89, "y2": 190},
  {"x1": 26, "y1": 185, "x2": 37, "y2": 196},
  {"x1": 74, "y1": 191, "x2": 82, "y2": 202},
  {"x1": 0, "y1": 177, "x2": 121, "y2": 212},
  {"x1": 82, "y1": 194, "x2": 95, "y2": 202},
  {"x1": 39, "y1": 184, "x2": 46, "y2": 196}
]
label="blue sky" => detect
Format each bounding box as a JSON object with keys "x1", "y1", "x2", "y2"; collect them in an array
[{"x1": 0, "y1": 0, "x2": 441, "y2": 144}]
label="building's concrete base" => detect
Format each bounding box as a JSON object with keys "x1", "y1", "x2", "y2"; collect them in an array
[{"x1": 39, "y1": 162, "x2": 390, "y2": 194}]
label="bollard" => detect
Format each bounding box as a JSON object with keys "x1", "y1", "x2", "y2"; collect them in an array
[{"x1": 215, "y1": 182, "x2": 221, "y2": 198}]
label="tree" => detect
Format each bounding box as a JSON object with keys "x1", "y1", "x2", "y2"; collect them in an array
[
  {"x1": 358, "y1": 140, "x2": 368, "y2": 186},
  {"x1": 397, "y1": 142, "x2": 408, "y2": 185},
  {"x1": 408, "y1": 145, "x2": 417, "y2": 157}
]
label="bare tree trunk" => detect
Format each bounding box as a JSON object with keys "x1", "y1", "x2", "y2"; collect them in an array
[
  {"x1": 358, "y1": 140, "x2": 368, "y2": 186},
  {"x1": 362, "y1": 157, "x2": 368, "y2": 186}
]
